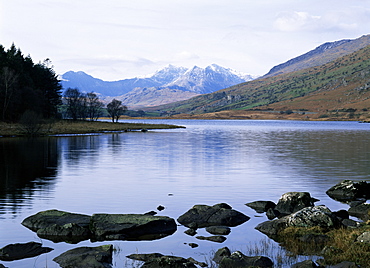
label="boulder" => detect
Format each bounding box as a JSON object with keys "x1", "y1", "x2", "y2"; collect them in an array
[
  {"x1": 90, "y1": 213, "x2": 177, "y2": 241},
  {"x1": 286, "y1": 205, "x2": 341, "y2": 228},
  {"x1": 141, "y1": 256, "x2": 197, "y2": 268},
  {"x1": 188, "y1": 243, "x2": 198, "y2": 248},
  {"x1": 196, "y1": 235, "x2": 227, "y2": 243},
  {"x1": 184, "y1": 228, "x2": 197, "y2": 236},
  {"x1": 266, "y1": 208, "x2": 280, "y2": 220},
  {"x1": 53, "y1": 244, "x2": 113, "y2": 268},
  {"x1": 126, "y1": 253, "x2": 206, "y2": 268},
  {"x1": 330, "y1": 261, "x2": 360, "y2": 268},
  {"x1": 326, "y1": 180, "x2": 370, "y2": 202},
  {"x1": 218, "y1": 251, "x2": 273, "y2": 268},
  {"x1": 205, "y1": 226, "x2": 231, "y2": 235},
  {"x1": 348, "y1": 203, "x2": 370, "y2": 221},
  {"x1": 291, "y1": 260, "x2": 318, "y2": 268},
  {"x1": 342, "y1": 219, "x2": 362, "y2": 229},
  {"x1": 245, "y1": 201, "x2": 276, "y2": 213},
  {"x1": 213, "y1": 247, "x2": 231, "y2": 263},
  {"x1": 37, "y1": 223, "x2": 91, "y2": 243},
  {"x1": 126, "y1": 253, "x2": 164, "y2": 262},
  {"x1": 275, "y1": 192, "x2": 318, "y2": 217},
  {"x1": 256, "y1": 206, "x2": 341, "y2": 237},
  {"x1": 22, "y1": 209, "x2": 91, "y2": 231},
  {"x1": 356, "y1": 231, "x2": 370, "y2": 243},
  {"x1": 177, "y1": 203, "x2": 250, "y2": 228},
  {"x1": 0, "y1": 242, "x2": 53, "y2": 261},
  {"x1": 21, "y1": 209, "x2": 91, "y2": 243}
]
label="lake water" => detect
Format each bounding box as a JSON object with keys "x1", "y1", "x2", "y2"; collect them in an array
[{"x1": 1, "y1": 119, "x2": 370, "y2": 267}]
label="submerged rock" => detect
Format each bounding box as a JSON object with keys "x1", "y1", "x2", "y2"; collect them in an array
[
  {"x1": 196, "y1": 235, "x2": 227, "y2": 243},
  {"x1": 177, "y1": 203, "x2": 250, "y2": 228},
  {"x1": 0, "y1": 242, "x2": 53, "y2": 261},
  {"x1": 53, "y1": 244, "x2": 113, "y2": 268},
  {"x1": 326, "y1": 180, "x2": 370, "y2": 202},
  {"x1": 90, "y1": 213, "x2": 177, "y2": 241}
]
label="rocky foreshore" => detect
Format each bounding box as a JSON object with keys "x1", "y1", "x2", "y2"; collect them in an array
[{"x1": 1, "y1": 180, "x2": 369, "y2": 267}]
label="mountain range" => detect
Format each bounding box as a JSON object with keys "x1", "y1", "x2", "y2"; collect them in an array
[
  {"x1": 152, "y1": 34, "x2": 370, "y2": 120},
  {"x1": 61, "y1": 64, "x2": 256, "y2": 108}
]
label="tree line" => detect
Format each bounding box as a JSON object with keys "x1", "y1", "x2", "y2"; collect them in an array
[
  {"x1": 63, "y1": 88, "x2": 127, "y2": 122},
  {"x1": 0, "y1": 44, "x2": 62, "y2": 122},
  {"x1": 0, "y1": 44, "x2": 129, "y2": 123}
]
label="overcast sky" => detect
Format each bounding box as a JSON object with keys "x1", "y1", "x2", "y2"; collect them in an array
[{"x1": 1, "y1": 1, "x2": 370, "y2": 80}]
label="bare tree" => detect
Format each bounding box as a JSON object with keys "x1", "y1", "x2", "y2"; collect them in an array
[
  {"x1": 64, "y1": 88, "x2": 86, "y2": 120},
  {"x1": 86, "y1": 92, "x2": 103, "y2": 121},
  {"x1": 107, "y1": 99, "x2": 127, "y2": 122}
]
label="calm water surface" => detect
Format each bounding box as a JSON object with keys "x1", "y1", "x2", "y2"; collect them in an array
[{"x1": 1, "y1": 120, "x2": 370, "y2": 267}]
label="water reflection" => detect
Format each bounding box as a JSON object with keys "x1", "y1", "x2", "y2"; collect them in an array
[
  {"x1": 0, "y1": 137, "x2": 59, "y2": 214},
  {"x1": 0, "y1": 120, "x2": 369, "y2": 268}
]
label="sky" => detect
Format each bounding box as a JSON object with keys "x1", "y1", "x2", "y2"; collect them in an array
[{"x1": 1, "y1": 0, "x2": 370, "y2": 81}]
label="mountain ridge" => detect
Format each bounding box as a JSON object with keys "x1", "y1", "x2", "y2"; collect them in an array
[
  {"x1": 263, "y1": 34, "x2": 370, "y2": 78},
  {"x1": 61, "y1": 64, "x2": 256, "y2": 108},
  {"x1": 150, "y1": 39, "x2": 370, "y2": 119}
]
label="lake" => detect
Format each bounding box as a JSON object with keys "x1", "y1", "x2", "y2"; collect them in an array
[{"x1": 1, "y1": 119, "x2": 370, "y2": 267}]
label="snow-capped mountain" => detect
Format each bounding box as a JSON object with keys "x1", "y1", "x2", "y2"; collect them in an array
[
  {"x1": 61, "y1": 64, "x2": 257, "y2": 108},
  {"x1": 164, "y1": 64, "x2": 254, "y2": 94}
]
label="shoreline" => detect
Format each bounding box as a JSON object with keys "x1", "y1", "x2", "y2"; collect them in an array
[
  {"x1": 0, "y1": 120, "x2": 185, "y2": 138},
  {"x1": 1, "y1": 114, "x2": 368, "y2": 138}
]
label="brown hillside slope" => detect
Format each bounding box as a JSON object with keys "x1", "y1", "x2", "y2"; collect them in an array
[{"x1": 159, "y1": 44, "x2": 370, "y2": 121}]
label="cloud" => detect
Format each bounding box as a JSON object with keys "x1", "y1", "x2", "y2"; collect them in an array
[
  {"x1": 174, "y1": 51, "x2": 200, "y2": 61},
  {"x1": 273, "y1": 11, "x2": 321, "y2": 32},
  {"x1": 273, "y1": 8, "x2": 369, "y2": 33}
]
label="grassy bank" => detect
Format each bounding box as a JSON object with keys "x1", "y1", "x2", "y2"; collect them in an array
[
  {"x1": 277, "y1": 223, "x2": 370, "y2": 267},
  {"x1": 0, "y1": 120, "x2": 185, "y2": 137}
]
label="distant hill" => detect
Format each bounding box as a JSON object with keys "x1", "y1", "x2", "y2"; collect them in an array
[
  {"x1": 151, "y1": 38, "x2": 370, "y2": 118},
  {"x1": 61, "y1": 64, "x2": 256, "y2": 108},
  {"x1": 263, "y1": 34, "x2": 370, "y2": 78}
]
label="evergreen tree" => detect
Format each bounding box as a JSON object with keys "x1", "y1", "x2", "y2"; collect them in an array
[{"x1": 0, "y1": 44, "x2": 62, "y2": 122}]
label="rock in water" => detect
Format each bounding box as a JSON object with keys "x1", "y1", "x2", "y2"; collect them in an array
[
  {"x1": 177, "y1": 203, "x2": 250, "y2": 228},
  {"x1": 53, "y1": 245, "x2": 113, "y2": 268},
  {"x1": 245, "y1": 200, "x2": 276, "y2": 213},
  {"x1": 21, "y1": 209, "x2": 91, "y2": 243},
  {"x1": 326, "y1": 180, "x2": 370, "y2": 202},
  {"x1": 218, "y1": 251, "x2": 273, "y2": 268},
  {"x1": 90, "y1": 213, "x2": 177, "y2": 241},
  {"x1": 256, "y1": 206, "x2": 341, "y2": 237},
  {"x1": 126, "y1": 253, "x2": 206, "y2": 268},
  {"x1": 0, "y1": 242, "x2": 53, "y2": 261},
  {"x1": 275, "y1": 192, "x2": 318, "y2": 216}
]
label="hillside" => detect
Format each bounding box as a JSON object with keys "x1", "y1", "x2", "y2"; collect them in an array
[
  {"x1": 151, "y1": 44, "x2": 370, "y2": 120},
  {"x1": 263, "y1": 34, "x2": 370, "y2": 78}
]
